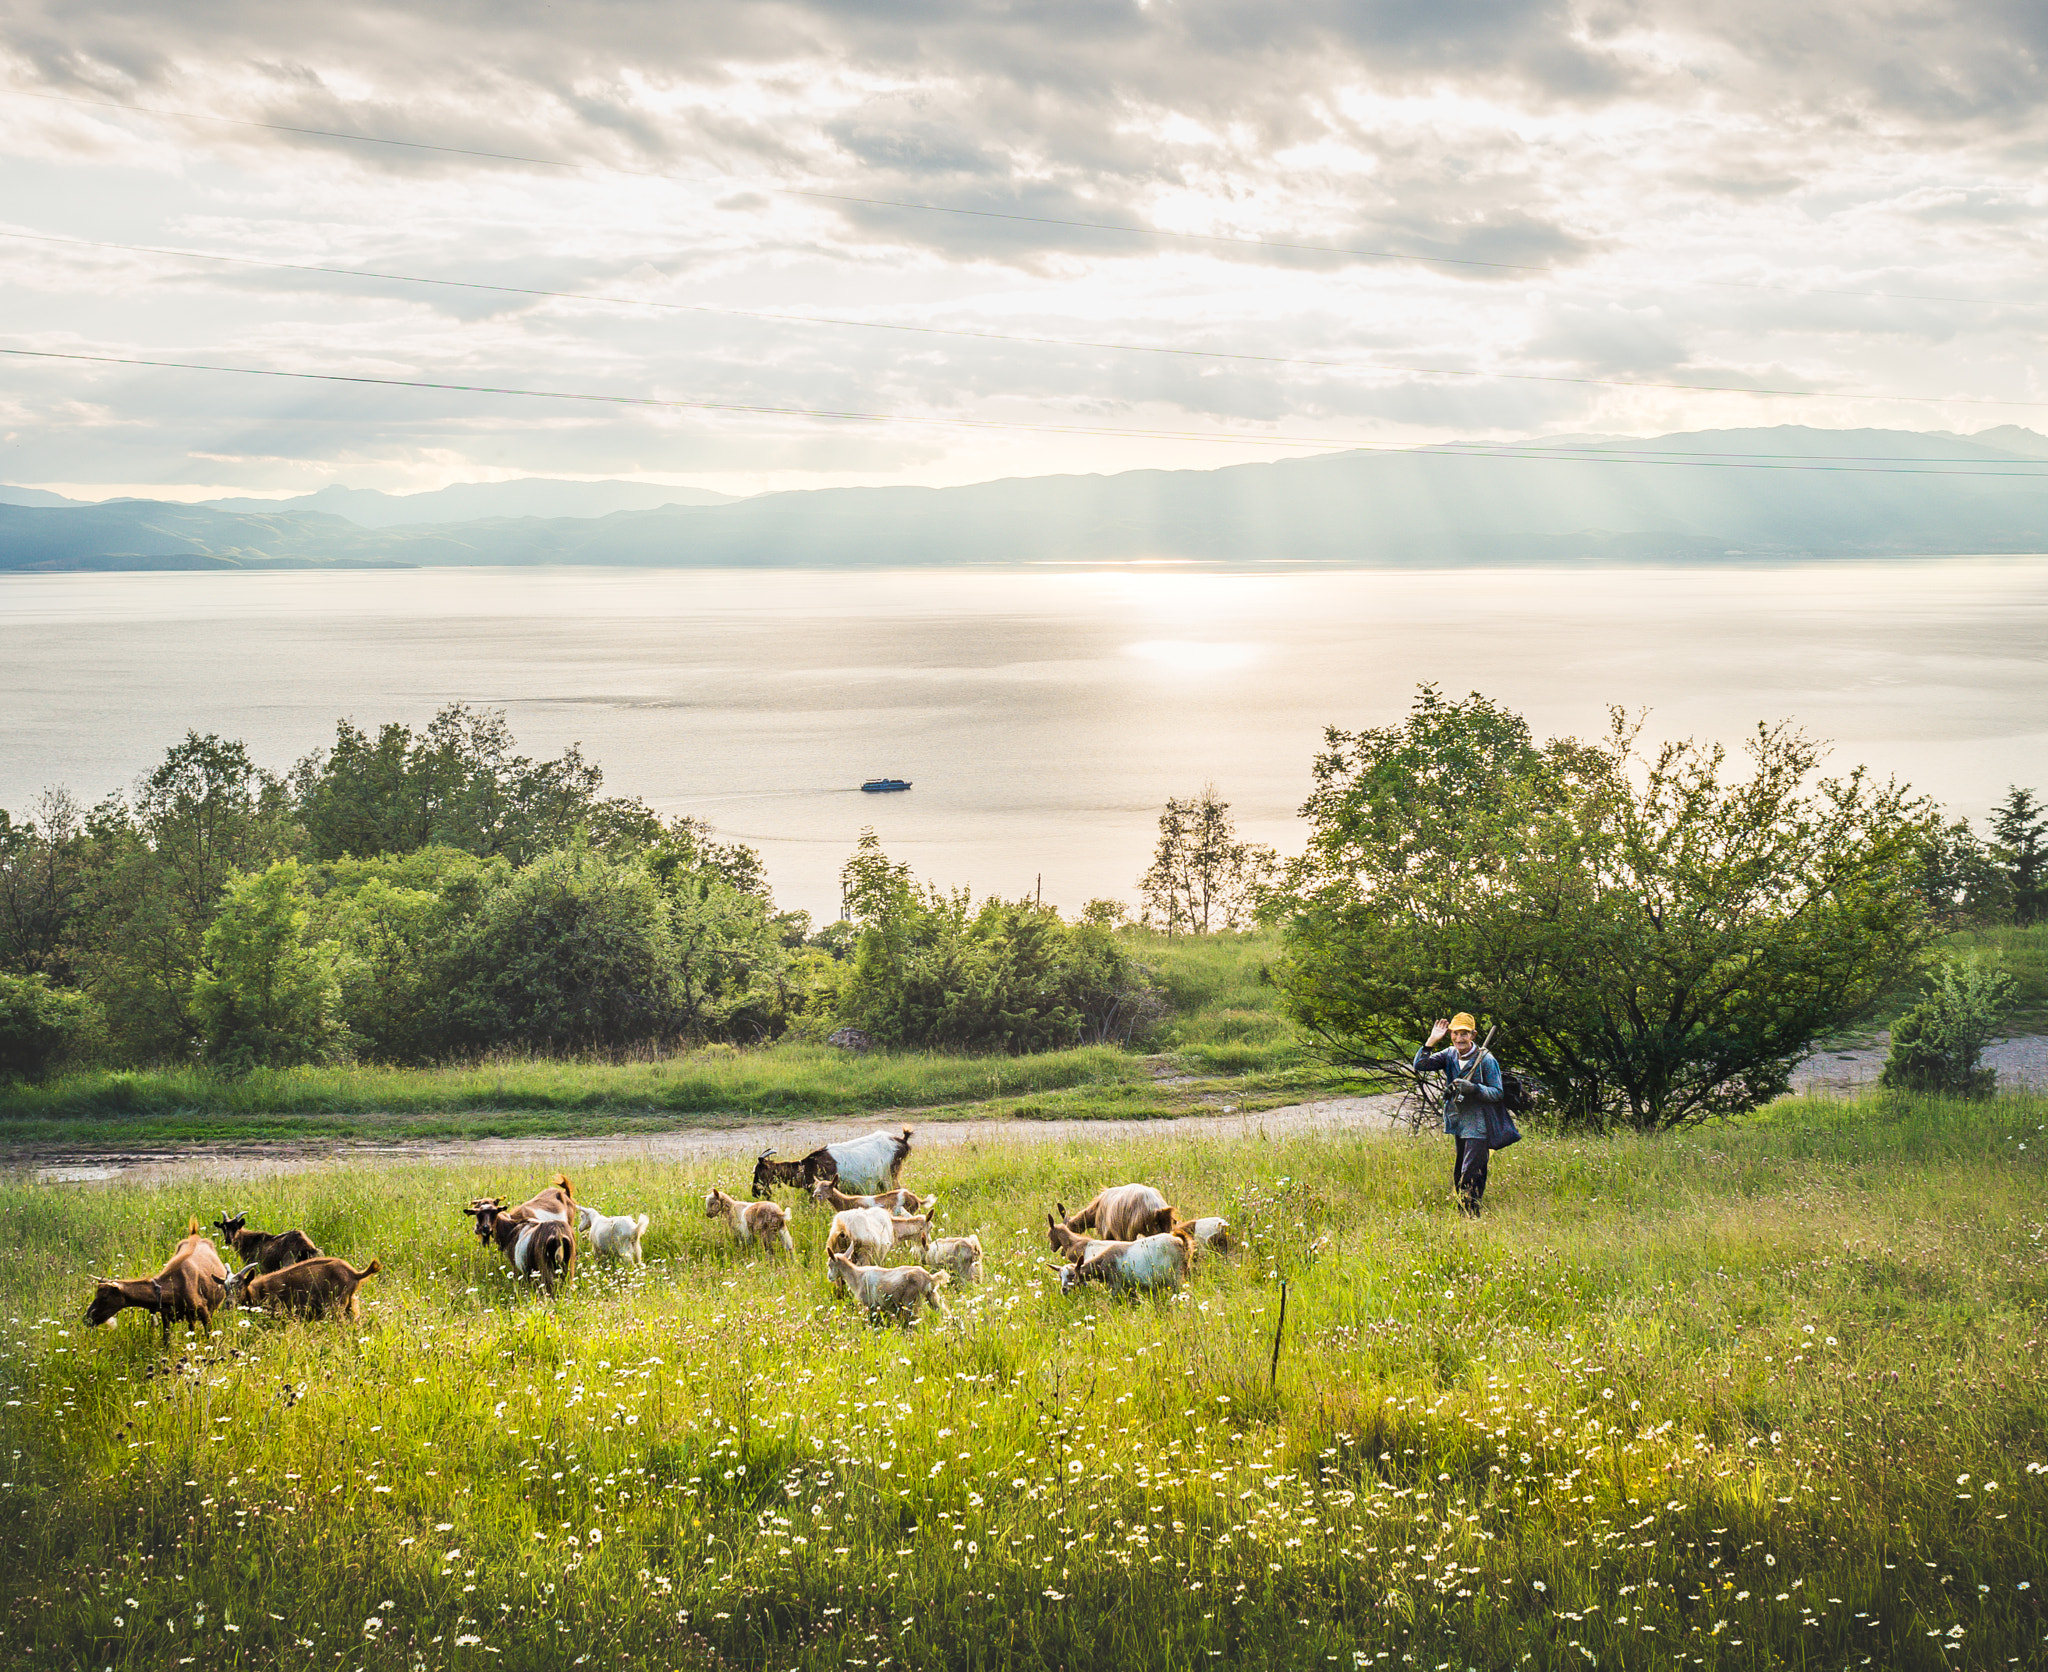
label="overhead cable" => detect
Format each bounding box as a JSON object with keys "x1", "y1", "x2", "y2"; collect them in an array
[
  {"x1": 10, "y1": 89, "x2": 2028, "y2": 310},
  {"x1": 6, "y1": 226, "x2": 2046, "y2": 413},
  {"x1": 6, "y1": 344, "x2": 2047, "y2": 475}
]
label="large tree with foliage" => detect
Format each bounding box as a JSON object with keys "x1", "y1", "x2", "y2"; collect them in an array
[
  {"x1": 1988, "y1": 785, "x2": 2047, "y2": 924},
  {"x1": 1273, "y1": 687, "x2": 1938, "y2": 1131},
  {"x1": 190, "y1": 860, "x2": 347, "y2": 1073},
  {"x1": 1137, "y1": 786, "x2": 1276, "y2": 934}
]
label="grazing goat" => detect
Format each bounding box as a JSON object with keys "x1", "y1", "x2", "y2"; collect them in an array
[
  {"x1": 1046, "y1": 1212, "x2": 1116, "y2": 1264},
  {"x1": 575, "y1": 1205, "x2": 650, "y2": 1265},
  {"x1": 229, "y1": 1256, "x2": 381, "y2": 1320},
  {"x1": 212, "y1": 1211, "x2": 321, "y2": 1274},
  {"x1": 1174, "y1": 1216, "x2": 1234, "y2": 1255},
  {"x1": 463, "y1": 1201, "x2": 576, "y2": 1295},
  {"x1": 827, "y1": 1252, "x2": 947, "y2": 1323},
  {"x1": 808, "y1": 1178, "x2": 933, "y2": 1216},
  {"x1": 1059, "y1": 1230, "x2": 1194, "y2": 1296},
  {"x1": 467, "y1": 1173, "x2": 575, "y2": 1229},
  {"x1": 752, "y1": 1127, "x2": 913, "y2": 1198},
  {"x1": 83, "y1": 1218, "x2": 228, "y2": 1344},
  {"x1": 921, "y1": 1233, "x2": 984, "y2": 1285},
  {"x1": 1057, "y1": 1185, "x2": 1174, "y2": 1242},
  {"x1": 704, "y1": 1189, "x2": 794, "y2": 1255},
  {"x1": 824, "y1": 1205, "x2": 931, "y2": 1266}
]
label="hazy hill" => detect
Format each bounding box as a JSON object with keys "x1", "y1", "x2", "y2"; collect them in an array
[
  {"x1": 4, "y1": 426, "x2": 2046, "y2": 571},
  {"x1": 199, "y1": 478, "x2": 737, "y2": 526}
]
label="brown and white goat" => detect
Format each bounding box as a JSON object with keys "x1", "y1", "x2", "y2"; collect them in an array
[
  {"x1": 827, "y1": 1252, "x2": 947, "y2": 1323},
  {"x1": 751, "y1": 1127, "x2": 913, "y2": 1198},
  {"x1": 463, "y1": 1201, "x2": 576, "y2": 1295},
  {"x1": 1172, "y1": 1216, "x2": 1234, "y2": 1255},
  {"x1": 229, "y1": 1256, "x2": 381, "y2": 1320},
  {"x1": 83, "y1": 1218, "x2": 228, "y2": 1344},
  {"x1": 921, "y1": 1233, "x2": 984, "y2": 1285},
  {"x1": 1057, "y1": 1184, "x2": 1174, "y2": 1242},
  {"x1": 1059, "y1": 1229, "x2": 1194, "y2": 1296},
  {"x1": 824, "y1": 1205, "x2": 931, "y2": 1266},
  {"x1": 213, "y1": 1211, "x2": 321, "y2": 1274},
  {"x1": 705, "y1": 1188, "x2": 794, "y2": 1254},
  {"x1": 808, "y1": 1177, "x2": 932, "y2": 1217},
  {"x1": 466, "y1": 1172, "x2": 575, "y2": 1228},
  {"x1": 1046, "y1": 1212, "x2": 1116, "y2": 1264}
]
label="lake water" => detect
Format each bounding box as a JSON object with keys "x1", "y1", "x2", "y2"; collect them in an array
[{"x1": 5, "y1": 561, "x2": 2045, "y2": 921}]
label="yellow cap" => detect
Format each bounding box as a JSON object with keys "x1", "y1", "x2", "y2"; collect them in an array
[{"x1": 1449, "y1": 1012, "x2": 1477, "y2": 1032}]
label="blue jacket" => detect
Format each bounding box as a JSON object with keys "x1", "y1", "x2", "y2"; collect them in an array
[{"x1": 1414, "y1": 1044, "x2": 1502, "y2": 1138}]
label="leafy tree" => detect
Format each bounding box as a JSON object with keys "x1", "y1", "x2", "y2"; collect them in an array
[
  {"x1": 1138, "y1": 786, "x2": 1276, "y2": 934},
  {"x1": 836, "y1": 835, "x2": 1158, "y2": 1052},
  {"x1": 1914, "y1": 814, "x2": 2008, "y2": 924},
  {"x1": 1879, "y1": 961, "x2": 2015, "y2": 1098},
  {"x1": 1274, "y1": 687, "x2": 1938, "y2": 1131},
  {"x1": 312, "y1": 847, "x2": 509, "y2": 1063},
  {"x1": 1988, "y1": 786, "x2": 2047, "y2": 923},
  {"x1": 446, "y1": 847, "x2": 680, "y2": 1053},
  {"x1": 0, "y1": 971, "x2": 103, "y2": 1082},
  {"x1": 66, "y1": 737, "x2": 297, "y2": 1063},
  {"x1": 0, "y1": 789, "x2": 87, "y2": 980},
  {"x1": 190, "y1": 861, "x2": 347, "y2": 1073},
  {"x1": 291, "y1": 704, "x2": 656, "y2": 864}
]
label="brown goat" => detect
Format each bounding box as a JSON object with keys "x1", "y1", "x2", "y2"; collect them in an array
[
  {"x1": 83, "y1": 1218, "x2": 228, "y2": 1345},
  {"x1": 1059, "y1": 1229, "x2": 1194, "y2": 1296},
  {"x1": 827, "y1": 1252, "x2": 947, "y2": 1323},
  {"x1": 809, "y1": 1178, "x2": 933, "y2": 1216},
  {"x1": 466, "y1": 1173, "x2": 575, "y2": 1231},
  {"x1": 231, "y1": 1256, "x2": 382, "y2": 1320},
  {"x1": 464, "y1": 1201, "x2": 576, "y2": 1295},
  {"x1": 1057, "y1": 1185, "x2": 1174, "y2": 1242},
  {"x1": 1046, "y1": 1212, "x2": 1116, "y2": 1264},
  {"x1": 213, "y1": 1211, "x2": 322, "y2": 1274}
]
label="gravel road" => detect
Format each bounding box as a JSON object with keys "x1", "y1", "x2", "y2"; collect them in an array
[{"x1": 17, "y1": 1034, "x2": 2043, "y2": 1189}]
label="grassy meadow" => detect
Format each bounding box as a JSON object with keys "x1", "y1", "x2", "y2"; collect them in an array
[{"x1": 2, "y1": 1091, "x2": 2044, "y2": 1671}]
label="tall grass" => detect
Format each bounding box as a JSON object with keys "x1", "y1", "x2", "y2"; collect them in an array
[{"x1": 2, "y1": 1091, "x2": 2042, "y2": 1669}]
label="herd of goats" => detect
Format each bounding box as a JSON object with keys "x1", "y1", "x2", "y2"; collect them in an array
[{"x1": 80, "y1": 1126, "x2": 1235, "y2": 1342}]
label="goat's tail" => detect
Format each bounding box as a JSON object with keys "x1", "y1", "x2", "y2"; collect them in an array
[
  {"x1": 354, "y1": 1259, "x2": 383, "y2": 1280},
  {"x1": 551, "y1": 1171, "x2": 575, "y2": 1199}
]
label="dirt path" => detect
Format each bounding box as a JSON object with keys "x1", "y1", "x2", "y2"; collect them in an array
[
  {"x1": 17, "y1": 1034, "x2": 2044, "y2": 1188},
  {"x1": 19, "y1": 1096, "x2": 1412, "y2": 1187}
]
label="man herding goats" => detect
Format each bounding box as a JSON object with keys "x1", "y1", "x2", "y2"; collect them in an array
[{"x1": 1415, "y1": 1012, "x2": 1504, "y2": 1216}]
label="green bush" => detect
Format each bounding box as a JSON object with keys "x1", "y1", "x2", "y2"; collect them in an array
[
  {"x1": 0, "y1": 972, "x2": 102, "y2": 1082},
  {"x1": 1879, "y1": 960, "x2": 2015, "y2": 1097},
  {"x1": 189, "y1": 860, "x2": 348, "y2": 1074}
]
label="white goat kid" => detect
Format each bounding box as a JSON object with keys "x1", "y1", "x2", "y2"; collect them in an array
[
  {"x1": 828, "y1": 1252, "x2": 947, "y2": 1323},
  {"x1": 705, "y1": 1188, "x2": 794, "y2": 1255},
  {"x1": 575, "y1": 1205, "x2": 650, "y2": 1265},
  {"x1": 1059, "y1": 1230, "x2": 1194, "y2": 1295},
  {"x1": 921, "y1": 1233, "x2": 984, "y2": 1285},
  {"x1": 824, "y1": 1205, "x2": 930, "y2": 1266}
]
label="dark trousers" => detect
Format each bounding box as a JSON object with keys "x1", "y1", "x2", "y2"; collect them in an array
[{"x1": 1453, "y1": 1136, "x2": 1490, "y2": 1214}]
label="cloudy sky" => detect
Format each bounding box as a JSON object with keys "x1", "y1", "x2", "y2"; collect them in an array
[{"x1": 2, "y1": 0, "x2": 2045, "y2": 500}]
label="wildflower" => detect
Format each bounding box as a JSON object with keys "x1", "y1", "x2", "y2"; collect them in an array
[
  {"x1": 1765, "y1": 1556, "x2": 1776, "y2": 1567},
  {"x1": 1957, "y1": 1474, "x2": 1969, "y2": 1485},
  {"x1": 364, "y1": 1617, "x2": 384, "y2": 1633},
  {"x1": 1532, "y1": 1581, "x2": 1547, "y2": 1593},
  {"x1": 589, "y1": 1529, "x2": 602, "y2": 1546},
  {"x1": 455, "y1": 1634, "x2": 482, "y2": 1646}
]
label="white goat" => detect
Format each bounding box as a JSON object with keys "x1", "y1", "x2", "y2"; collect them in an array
[
  {"x1": 576, "y1": 1205, "x2": 650, "y2": 1265},
  {"x1": 705, "y1": 1188, "x2": 794, "y2": 1255},
  {"x1": 824, "y1": 1205, "x2": 930, "y2": 1266},
  {"x1": 921, "y1": 1233, "x2": 984, "y2": 1285},
  {"x1": 1059, "y1": 1230, "x2": 1193, "y2": 1295},
  {"x1": 828, "y1": 1253, "x2": 947, "y2": 1322}
]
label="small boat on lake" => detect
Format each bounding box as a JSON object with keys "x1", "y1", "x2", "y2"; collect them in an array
[{"x1": 860, "y1": 777, "x2": 912, "y2": 793}]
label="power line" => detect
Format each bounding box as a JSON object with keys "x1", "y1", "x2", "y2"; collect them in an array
[
  {"x1": 12, "y1": 88, "x2": 2030, "y2": 310},
  {"x1": 8, "y1": 225, "x2": 2047, "y2": 414},
  {"x1": 6, "y1": 344, "x2": 2046, "y2": 475}
]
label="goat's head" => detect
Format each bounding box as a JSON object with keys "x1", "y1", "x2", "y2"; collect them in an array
[
  {"x1": 82, "y1": 1279, "x2": 129, "y2": 1327},
  {"x1": 750, "y1": 1149, "x2": 791, "y2": 1199},
  {"x1": 463, "y1": 1201, "x2": 504, "y2": 1241},
  {"x1": 223, "y1": 1261, "x2": 260, "y2": 1301},
  {"x1": 214, "y1": 1210, "x2": 248, "y2": 1240},
  {"x1": 704, "y1": 1189, "x2": 728, "y2": 1219}
]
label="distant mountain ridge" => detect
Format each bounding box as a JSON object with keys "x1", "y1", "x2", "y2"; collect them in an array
[
  {"x1": 4, "y1": 426, "x2": 2047, "y2": 572},
  {"x1": 198, "y1": 478, "x2": 737, "y2": 525}
]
